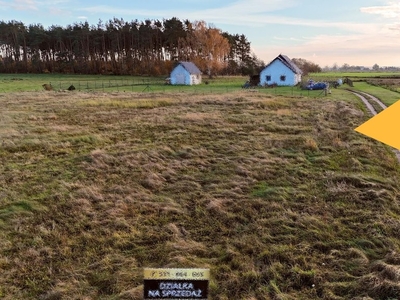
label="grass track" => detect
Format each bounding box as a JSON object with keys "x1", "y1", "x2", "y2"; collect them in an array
[{"x1": 349, "y1": 82, "x2": 400, "y2": 106}]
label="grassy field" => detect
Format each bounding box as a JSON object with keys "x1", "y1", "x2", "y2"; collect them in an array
[
  {"x1": 349, "y1": 82, "x2": 400, "y2": 106},
  {"x1": 363, "y1": 78, "x2": 400, "y2": 94},
  {"x1": 0, "y1": 73, "x2": 337, "y2": 99},
  {"x1": 308, "y1": 72, "x2": 400, "y2": 106},
  {"x1": 309, "y1": 71, "x2": 400, "y2": 79},
  {"x1": 0, "y1": 74, "x2": 249, "y2": 92},
  {"x1": 2, "y1": 72, "x2": 399, "y2": 102},
  {"x1": 0, "y1": 88, "x2": 399, "y2": 299},
  {"x1": 0, "y1": 73, "x2": 167, "y2": 93}
]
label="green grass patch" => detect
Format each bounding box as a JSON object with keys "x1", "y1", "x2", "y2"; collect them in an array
[
  {"x1": 0, "y1": 73, "x2": 248, "y2": 93},
  {"x1": 251, "y1": 182, "x2": 293, "y2": 200},
  {"x1": 0, "y1": 200, "x2": 44, "y2": 224},
  {"x1": 350, "y1": 82, "x2": 400, "y2": 106}
]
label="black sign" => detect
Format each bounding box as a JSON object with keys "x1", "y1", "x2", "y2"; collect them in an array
[{"x1": 144, "y1": 279, "x2": 208, "y2": 299}]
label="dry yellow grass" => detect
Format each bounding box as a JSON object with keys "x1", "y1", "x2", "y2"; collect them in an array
[{"x1": 0, "y1": 91, "x2": 399, "y2": 299}]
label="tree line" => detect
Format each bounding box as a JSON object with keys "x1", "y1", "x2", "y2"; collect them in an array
[
  {"x1": 0, "y1": 18, "x2": 265, "y2": 76},
  {"x1": 291, "y1": 58, "x2": 322, "y2": 75}
]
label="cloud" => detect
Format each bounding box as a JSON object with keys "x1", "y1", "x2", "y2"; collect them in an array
[
  {"x1": 203, "y1": 0, "x2": 298, "y2": 15},
  {"x1": 37, "y1": 0, "x2": 70, "y2": 4},
  {"x1": 9, "y1": 0, "x2": 38, "y2": 11},
  {"x1": 79, "y1": 2, "x2": 374, "y2": 35},
  {"x1": 389, "y1": 23, "x2": 400, "y2": 31},
  {"x1": 80, "y1": 0, "x2": 298, "y2": 18},
  {"x1": 273, "y1": 36, "x2": 304, "y2": 42},
  {"x1": 360, "y1": 1, "x2": 400, "y2": 18},
  {"x1": 0, "y1": 0, "x2": 72, "y2": 15},
  {"x1": 48, "y1": 7, "x2": 71, "y2": 16},
  {"x1": 255, "y1": 28, "x2": 400, "y2": 67}
]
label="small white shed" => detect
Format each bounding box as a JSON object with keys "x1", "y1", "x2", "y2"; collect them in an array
[
  {"x1": 259, "y1": 54, "x2": 302, "y2": 86},
  {"x1": 170, "y1": 61, "x2": 202, "y2": 85}
]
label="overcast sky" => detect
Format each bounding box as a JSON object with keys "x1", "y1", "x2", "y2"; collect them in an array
[{"x1": 1, "y1": 0, "x2": 399, "y2": 68}]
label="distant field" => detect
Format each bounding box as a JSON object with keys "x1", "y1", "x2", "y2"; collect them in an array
[
  {"x1": 1, "y1": 72, "x2": 399, "y2": 104},
  {"x1": 0, "y1": 73, "x2": 167, "y2": 92},
  {"x1": 1, "y1": 90, "x2": 399, "y2": 299},
  {"x1": 307, "y1": 72, "x2": 400, "y2": 106},
  {"x1": 0, "y1": 73, "x2": 328, "y2": 97},
  {"x1": 0, "y1": 74, "x2": 250, "y2": 93},
  {"x1": 309, "y1": 71, "x2": 400, "y2": 78}
]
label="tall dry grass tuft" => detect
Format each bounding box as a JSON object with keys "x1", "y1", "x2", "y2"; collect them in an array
[
  {"x1": 371, "y1": 261, "x2": 400, "y2": 281},
  {"x1": 351, "y1": 248, "x2": 400, "y2": 299},
  {"x1": 303, "y1": 137, "x2": 319, "y2": 151},
  {"x1": 140, "y1": 171, "x2": 166, "y2": 191}
]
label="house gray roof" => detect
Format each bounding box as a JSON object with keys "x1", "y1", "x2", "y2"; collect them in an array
[
  {"x1": 265, "y1": 54, "x2": 302, "y2": 74},
  {"x1": 178, "y1": 61, "x2": 202, "y2": 75}
]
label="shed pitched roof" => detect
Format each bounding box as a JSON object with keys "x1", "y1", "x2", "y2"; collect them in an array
[
  {"x1": 177, "y1": 61, "x2": 202, "y2": 75},
  {"x1": 264, "y1": 54, "x2": 302, "y2": 74}
]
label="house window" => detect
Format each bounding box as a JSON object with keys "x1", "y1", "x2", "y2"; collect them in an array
[
  {"x1": 280, "y1": 75, "x2": 286, "y2": 82},
  {"x1": 266, "y1": 75, "x2": 271, "y2": 81}
]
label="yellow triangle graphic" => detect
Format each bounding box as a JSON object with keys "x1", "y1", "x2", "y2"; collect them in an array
[{"x1": 355, "y1": 100, "x2": 400, "y2": 150}]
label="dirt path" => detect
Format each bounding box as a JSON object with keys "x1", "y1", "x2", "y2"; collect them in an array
[{"x1": 351, "y1": 91, "x2": 400, "y2": 162}]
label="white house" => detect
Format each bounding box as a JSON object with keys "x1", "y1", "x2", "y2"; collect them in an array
[
  {"x1": 259, "y1": 54, "x2": 302, "y2": 86},
  {"x1": 170, "y1": 61, "x2": 202, "y2": 85}
]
